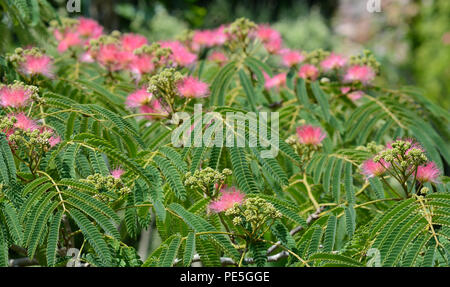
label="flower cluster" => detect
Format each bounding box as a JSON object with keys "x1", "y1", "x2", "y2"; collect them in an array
[
  {"x1": 1, "y1": 113, "x2": 60, "y2": 150},
  {"x1": 7, "y1": 48, "x2": 54, "y2": 79},
  {"x1": 362, "y1": 139, "x2": 441, "y2": 196},
  {"x1": 50, "y1": 17, "x2": 103, "y2": 53},
  {"x1": 0, "y1": 81, "x2": 39, "y2": 108},
  {"x1": 287, "y1": 124, "x2": 327, "y2": 164}
]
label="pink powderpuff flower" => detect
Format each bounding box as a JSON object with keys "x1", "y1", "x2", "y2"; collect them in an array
[
  {"x1": 0, "y1": 86, "x2": 33, "y2": 108},
  {"x1": 110, "y1": 168, "x2": 125, "y2": 179},
  {"x1": 340, "y1": 87, "x2": 351, "y2": 94},
  {"x1": 347, "y1": 91, "x2": 364, "y2": 102},
  {"x1": 77, "y1": 17, "x2": 103, "y2": 40},
  {"x1": 207, "y1": 51, "x2": 228, "y2": 65},
  {"x1": 264, "y1": 73, "x2": 286, "y2": 90},
  {"x1": 264, "y1": 37, "x2": 282, "y2": 54},
  {"x1": 343, "y1": 65, "x2": 375, "y2": 84},
  {"x1": 192, "y1": 30, "x2": 214, "y2": 49},
  {"x1": 128, "y1": 54, "x2": 155, "y2": 81},
  {"x1": 209, "y1": 187, "x2": 246, "y2": 213},
  {"x1": 80, "y1": 50, "x2": 95, "y2": 63},
  {"x1": 48, "y1": 135, "x2": 61, "y2": 147},
  {"x1": 298, "y1": 64, "x2": 319, "y2": 81},
  {"x1": 280, "y1": 49, "x2": 304, "y2": 67},
  {"x1": 121, "y1": 34, "x2": 148, "y2": 52},
  {"x1": 160, "y1": 41, "x2": 197, "y2": 67},
  {"x1": 210, "y1": 26, "x2": 228, "y2": 46},
  {"x1": 296, "y1": 125, "x2": 326, "y2": 146},
  {"x1": 96, "y1": 44, "x2": 133, "y2": 71},
  {"x1": 177, "y1": 76, "x2": 209, "y2": 98},
  {"x1": 255, "y1": 25, "x2": 281, "y2": 43},
  {"x1": 320, "y1": 53, "x2": 347, "y2": 72},
  {"x1": 12, "y1": 113, "x2": 37, "y2": 131},
  {"x1": 140, "y1": 100, "x2": 168, "y2": 120},
  {"x1": 55, "y1": 30, "x2": 81, "y2": 53},
  {"x1": 361, "y1": 159, "x2": 390, "y2": 178},
  {"x1": 416, "y1": 162, "x2": 440, "y2": 183},
  {"x1": 255, "y1": 25, "x2": 283, "y2": 54},
  {"x1": 20, "y1": 54, "x2": 54, "y2": 78},
  {"x1": 126, "y1": 87, "x2": 153, "y2": 108}
]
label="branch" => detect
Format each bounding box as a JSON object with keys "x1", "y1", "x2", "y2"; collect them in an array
[
  {"x1": 173, "y1": 207, "x2": 324, "y2": 266},
  {"x1": 266, "y1": 207, "x2": 324, "y2": 255}
]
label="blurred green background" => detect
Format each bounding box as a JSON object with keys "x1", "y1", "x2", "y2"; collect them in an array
[{"x1": 0, "y1": 0, "x2": 449, "y2": 106}]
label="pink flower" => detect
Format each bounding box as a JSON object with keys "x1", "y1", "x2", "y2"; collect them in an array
[
  {"x1": 110, "y1": 168, "x2": 125, "y2": 179},
  {"x1": 210, "y1": 26, "x2": 228, "y2": 46},
  {"x1": 320, "y1": 53, "x2": 347, "y2": 71},
  {"x1": 280, "y1": 49, "x2": 304, "y2": 67},
  {"x1": 129, "y1": 54, "x2": 155, "y2": 80},
  {"x1": 209, "y1": 187, "x2": 245, "y2": 213},
  {"x1": 256, "y1": 25, "x2": 281, "y2": 43},
  {"x1": 12, "y1": 113, "x2": 37, "y2": 131},
  {"x1": 264, "y1": 37, "x2": 282, "y2": 54},
  {"x1": 255, "y1": 25, "x2": 283, "y2": 54},
  {"x1": 140, "y1": 100, "x2": 168, "y2": 120},
  {"x1": 38, "y1": 126, "x2": 60, "y2": 147},
  {"x1": 264, "y1": 73, "x2": 286, "y2": 90},
  {"x1": 177, "y1": 76, "x2": 209, "y2": 98},
  {"x1": 20, "y1": 54, "x2": 53, "y2": 78},
  {"x1": 347, "y1": 91, "x2": 364, "y2": 102},
  {"x1": 296, "y1": 125, "x2": 326, "y2": 146},
  {"x1": 126, "y1": 87, "x2": 153, "y2": 108},
  {"x1": 121, "y1": 34, "x2": 148, "y2": 52},
  {"x1": 80, "y1": 50, "x2": 95, "y2": 63},
  {"x1": 96, "y1": 43, "x2": 133, "y2": 71},
  {"x1": 160, "y1": 41, "x2": 197, "y2": 67},
  {"x1": 340, "y1": 87, "x2": 351, "y2": 94},
  {"x1": 361, "y1": 159, "x2": 390, "y2": 178},
  {"x1": 55, "y1": 30, "x2": 81, "y2": 53},
  {"x1": 207, "y1": 51, "x2": 228, "y2": 65},
  {"x1": 416, "y1": 162, "x2": 440, "y2": 183},
  {"x1": 48, "y1": 135, "x2": 61, "y2": 147},
  {"x1": 343, "y1": 65, "x2": 375, "y2": 84},
  {"x1": 298, "y1": 64, "x2": 319, "y2": 81},
  {"x1": 77, "y1": 17, "x2": 103, "y2": 40},
  {"x1": 192, "y1": 30, "x2": 214, "y2": 49},
  {"x1": 0, "y1": 86, "x2": 33, "y2": 108}
]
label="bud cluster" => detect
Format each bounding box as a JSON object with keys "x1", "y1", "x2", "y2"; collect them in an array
[
  {"x1": 356, "y1": 141, "x2": 385, "y2": 154},
  {"x1": 224, "y1": 18, "x2": 257, "y2": 52},
  {"x1": 81, "y1": 173, "x2": 131, "y2": 199},
  {"x1": 135, "y1": 43, "x2": 172, "y2": 61},
  {"x1": 6, "y1": 125, "x2": 53, "y2": 152},
  {"x1": 147, "y1": 68, "x2": 184, "y2": 113},
  {"x1": 304, "y1": 49, "x2": 330, "y2": 66},
  {"x1": 225, "y1": 197, "x2": 282, "y2": 231},
  {"x1": 349, "y1": 50, "x2": 381, "y2": 74},
  {"x1": 88, "y1": 33, "x2": 121, "y2": 51},
  {"x1": 373, "y1": 140, "x2": 427, "y2": 168},
  {"x1": 49, "y1": 17, "x2": 79, "y2": 32},
  {"x1": 184, "y1": 167, "x2": 232, "y2": 196},
  {"x1": 0, "y1": 116, "x2": 16, "y2": 132}
]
